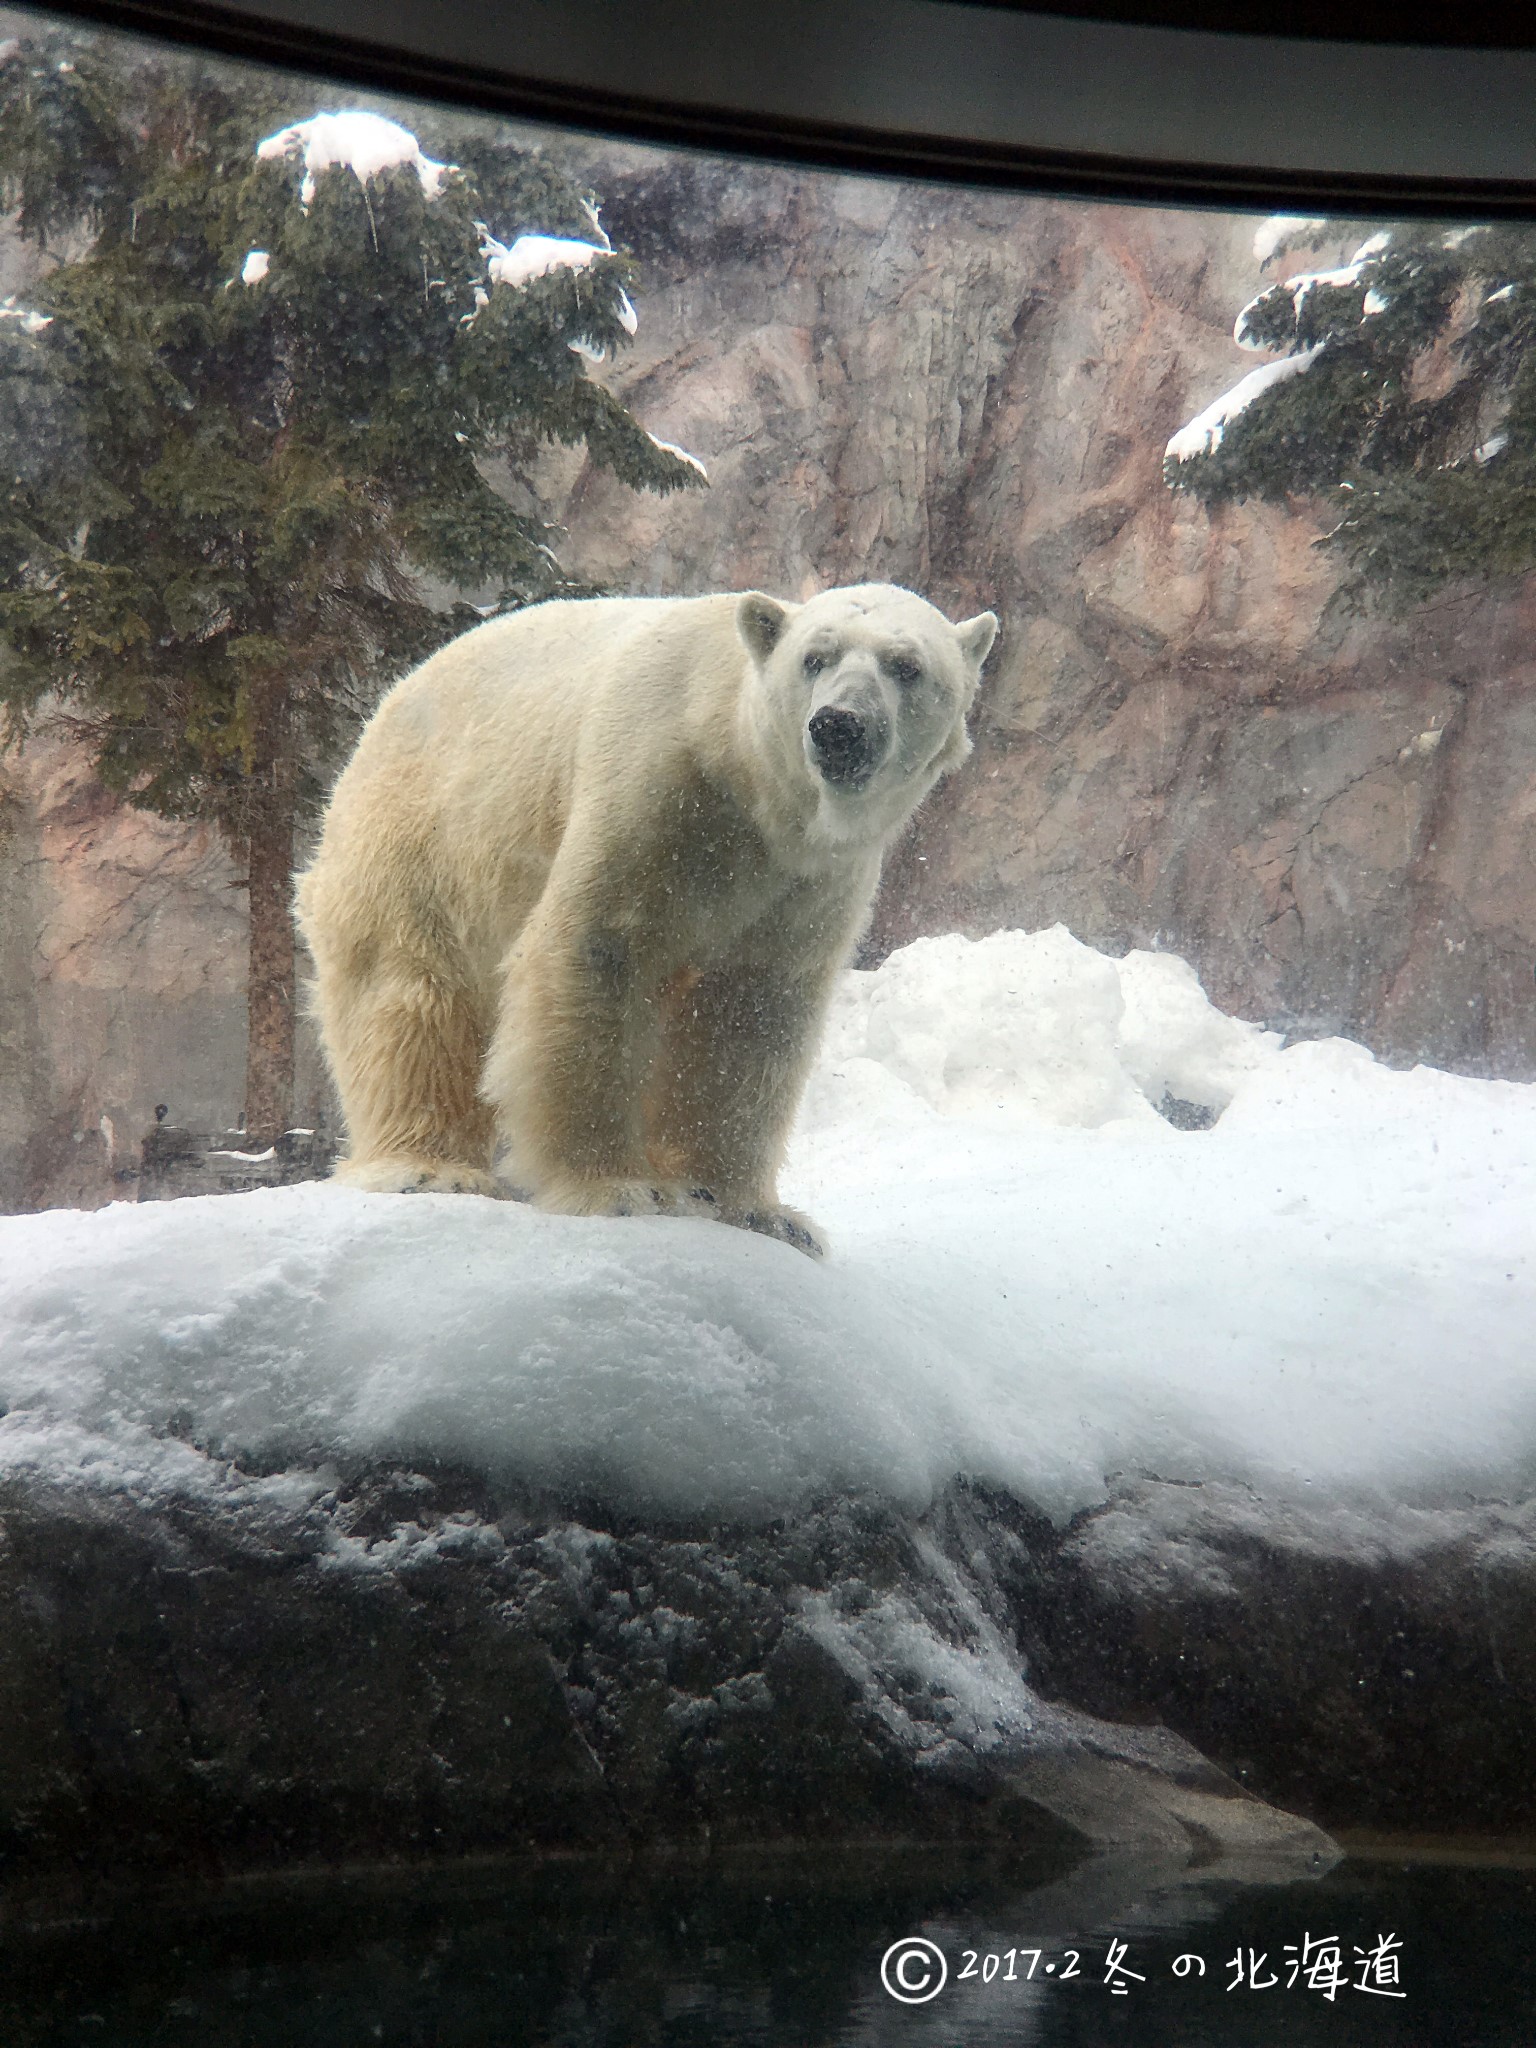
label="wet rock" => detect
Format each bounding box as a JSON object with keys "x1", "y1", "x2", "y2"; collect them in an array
[
  {"x1": 1009, "y1": 1478, "x2": 1536, "y2": 1835},
  {"x1": 0, "y1": 1463, "x2": 1331, "y2": 1898}
]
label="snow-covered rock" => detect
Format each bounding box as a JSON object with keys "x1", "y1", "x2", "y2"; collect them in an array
[
  {"x1": 0, "y1": 1458, "x2": 1332, "y2": 1892},
  {"x1": 1028, "y1": 1476, "x2": 1536, "y2": 1836},
  {"x1": 2, "y1": 928, "x2": 1531, "y2": 1529}
]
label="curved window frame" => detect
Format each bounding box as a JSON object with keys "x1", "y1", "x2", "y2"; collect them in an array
[{"x1": 29, "y1": 0, "x2": 1536, "y2": 217}]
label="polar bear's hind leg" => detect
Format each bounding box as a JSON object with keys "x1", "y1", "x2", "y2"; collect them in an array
[{"x1": 321, "y1": 961, "x2": 498, "y2": 1196}]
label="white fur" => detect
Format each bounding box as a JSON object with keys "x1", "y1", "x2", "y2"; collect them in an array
[{"x1": 295, "y1": 584, "x2": 998, "y2": 1254}]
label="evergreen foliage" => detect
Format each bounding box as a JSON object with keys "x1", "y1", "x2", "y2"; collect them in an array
[
  {"x1": 1164, "y1": 217, "x2": 1536, "y2": 606},
  {"x1": 0, "y1": 29, "x2": 700, "y2": 1137}
]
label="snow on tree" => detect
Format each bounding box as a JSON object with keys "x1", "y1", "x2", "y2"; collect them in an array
[
  {"x1": 0, "y1": 34, "x2": 702, "y2": 1144},
  {"x1": 1164, "y1": 211, "x2": 1536, "y2": 607}
]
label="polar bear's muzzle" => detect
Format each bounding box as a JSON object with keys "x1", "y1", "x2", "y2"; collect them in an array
[{"x1": 807, "y1": 704, "x2": 882, "y2": 787}]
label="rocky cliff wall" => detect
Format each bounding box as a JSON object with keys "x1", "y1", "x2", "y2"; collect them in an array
[{"x1": 4, "y1": 139, "x2": 1534, "y2": 1210}]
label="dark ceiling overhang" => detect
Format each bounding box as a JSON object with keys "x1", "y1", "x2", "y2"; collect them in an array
[{"x1": 22, "y1": 0, "x2": 1536, "y2": 214}]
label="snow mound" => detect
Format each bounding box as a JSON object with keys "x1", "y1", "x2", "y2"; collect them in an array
[
  {"x1": 257, "y1": 111, "x2": 450, "y2": 209},
  {"x1": 480, "y1": 231, "x2": 605, "y2": 290},
  {"x1": 2, "y1": 929, "x2": 1532, "y2": 1531},
  {"x1": 803, "y1": 927, "x2": 1278, "y2": 1133}
]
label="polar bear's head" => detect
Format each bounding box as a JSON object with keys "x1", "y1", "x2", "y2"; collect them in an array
[{"x1": 737, "y1": 583, "x2": 998, "y2": 846}]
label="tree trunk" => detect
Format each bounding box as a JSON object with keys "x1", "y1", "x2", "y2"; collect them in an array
[{"x1": 242, "y1": 692, "x2": 297, "y2": 1147}]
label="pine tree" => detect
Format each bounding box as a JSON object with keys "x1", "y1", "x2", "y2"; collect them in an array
[
  {"x1": 1164, "y1": 214, "x2": 1536, "y2": 607},
  {"x1": 0, "y1": 31, "x2": 701, "y2": 1142}
]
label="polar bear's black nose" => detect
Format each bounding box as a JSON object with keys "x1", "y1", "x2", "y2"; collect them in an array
[{"x1": 808, "y1": 705, "x2": 876, "y2": 785}]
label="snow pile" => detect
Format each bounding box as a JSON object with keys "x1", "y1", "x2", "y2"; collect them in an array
[
  {"x1": 803, "y1": 927, "x2": 1277, "y2": 1134},
  {"x1": 1251, "y1": 215, "x2": 1330, "y2": 266},
  {"x1": 257, "y1": 111, "x2": 450, "y2": 208},
  {"x1": 479, "y1": 231, "x2": 604, "y2": 290},
  {"x1": 1165, "y1": 346, "x2": 1325, "y2": 464},
  {"x1": 1, "y1": 928, "x2": 1532, "y2": 1531}
]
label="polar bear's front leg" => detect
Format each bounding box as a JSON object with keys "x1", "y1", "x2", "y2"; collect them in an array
[
  {"x1": 645, "y1": 961, "x2": 836, "y2": 1258},
  {"x1": 482, "y1": 890, "x2": 710, "y2": 1221}
]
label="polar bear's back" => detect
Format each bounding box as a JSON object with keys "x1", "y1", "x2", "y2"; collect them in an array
[
  {"x1": 331, "y1": 593, "x2": 733, "y2": 826},
  {"x1": 297, "y1": 592, "x2": 746, "y2": 983},
  {"x1": 383, "y1": 588, "x2": 720, "y2": 723}
]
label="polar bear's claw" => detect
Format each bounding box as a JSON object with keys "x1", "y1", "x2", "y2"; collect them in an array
[
  {"x1": 543, "y1": 1177, "x2": 720, "y2": 1222},
  {"x1": 739, "y1": 1207, "x2": 826, "y2": 1259}
]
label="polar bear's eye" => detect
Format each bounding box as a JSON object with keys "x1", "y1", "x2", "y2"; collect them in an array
[
  {"x1": 886, "y1": 653, "x2": 922, "y2": 685},
  {"x1": 803, "y1": 650, "x2": 828, "y2": 677}
]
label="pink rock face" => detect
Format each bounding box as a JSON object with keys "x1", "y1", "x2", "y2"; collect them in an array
[
  {"x1": 4, "y1": 151, "x2": 1535, "y2": 1211},
  {"x1": 26, "y1": 742, "x2": 240, "y2": 1005},
  {"x1": 0, "y1": 734, "x2": 250, "y2": 1209}
]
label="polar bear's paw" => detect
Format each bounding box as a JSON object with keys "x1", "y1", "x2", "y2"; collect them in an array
[
  {"x1": 733, "y1": 1204, "x2": 826, "y2": 1260},
  {"x1": 334, "y1": 1156, "x2": 501, "y2": 1197},
  {"x1": 539, "y1": 1176, "x2": 721, "y2": 1222},
  {"x1": 537, "y1": 1176, "x2": 824, "y2": 1255}
]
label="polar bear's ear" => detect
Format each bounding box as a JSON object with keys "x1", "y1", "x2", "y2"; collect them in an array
[
  {"x1": 955, "y1": 612, "x2": 1000, "y2": 667},
  {"x1": 737, "y1": 592, "x2": 793, "y2": 664}
]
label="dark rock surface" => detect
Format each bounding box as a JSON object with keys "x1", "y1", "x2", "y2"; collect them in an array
[
  {"x1": 0, "y1": 1461, "x2": 1337, "y2": 1901},
  {"x1": 8, "y1": 1452, "x2": 1525, "y2": 1902},
  {"x1": 1017, "y1": 1478, "x2": 1536, "y2": 1837}
]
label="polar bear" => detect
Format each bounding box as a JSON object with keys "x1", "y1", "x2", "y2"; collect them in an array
[{"x1": 296, "y1": 584, "x2": 998, "y2": 1254}]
